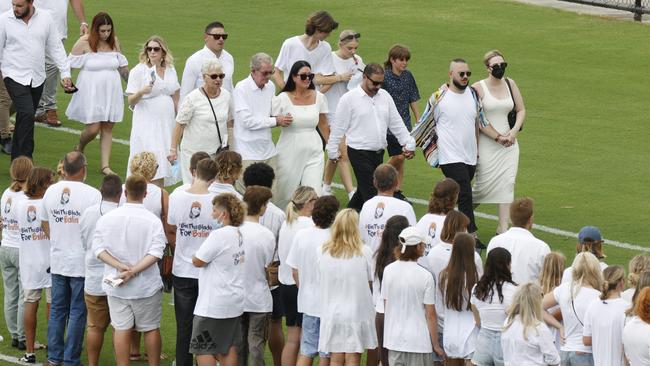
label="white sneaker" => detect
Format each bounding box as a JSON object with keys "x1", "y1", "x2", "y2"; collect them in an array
[{"x1": 322, "y1": 184, "x2": 333, "y2": 196}]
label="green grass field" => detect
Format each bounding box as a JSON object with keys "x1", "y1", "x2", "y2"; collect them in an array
[{"x1": 0, "y1": 0, "x2": 649, "y2": 364}]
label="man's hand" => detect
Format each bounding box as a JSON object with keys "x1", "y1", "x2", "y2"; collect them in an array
[
  {"x1": 118, "y1": 268, "x2": 136, "y2": 284},
  {"x1": 433, "y1": 343, "x2": 446, "y2": 359},
  {"x1": 61, "y1": 77, "x2": 74, "y2": 91},
  {"x1": 329, "y1": 153, "x2": 341, "y2": 164},
  {"x1": 275, "y1": 113, "x2": 293, "y2": 127}
]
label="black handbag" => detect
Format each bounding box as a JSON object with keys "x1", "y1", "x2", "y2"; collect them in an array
[
  {"x1": 504, "y1": 78, "x2": 522, "y2": 131},
  {"x1": 202, "y1": 87, "x2": 229, "y2": 155}
]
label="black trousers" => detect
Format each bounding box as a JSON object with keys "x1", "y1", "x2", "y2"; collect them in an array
[
  {"x1": 4, "y1": 78, "x2": 44, "y2": 160},
  {"x1": 440, "y1": 162, "x2": 478, "y2": 233},
  {"x1": 347, "y1": 146, "x2": 384, "y2": 211},
  {"x1": 173, "y1": 275, "x2": 199, "y2": 366}
]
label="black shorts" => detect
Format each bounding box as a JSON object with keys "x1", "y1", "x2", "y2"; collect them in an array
[
  {"x1": 279, "y1": 284, "x2": 302, "y2": 327},
  {"x1": 189, "y1": 315, "x2": 242, "y2": 355},
  {"x1": 386, "y1": 133, "x2": 403, "y2": 157},
  {"x1": 271, "y1": 287, "x2": 283, "y2": 320}
]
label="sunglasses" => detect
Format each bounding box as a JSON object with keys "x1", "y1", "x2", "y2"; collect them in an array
[
  {"x1": 297, "y1": 73, "x2": 315, "y2": 81},
  {"x1": 205, "y1": 73, "x2": 226, "y2": 80},
  {"x1": 206, "y1": 33, "x2": 228, "y2": 40},
  {"x1": 459, "y1": 71, "x2": 472, "y2": 78},
  {"x1": 340, "y1": 32, "x2": 361, "y2": 41},
  {"x1": 256, "y1": 69, "x2": 275, "y2": 77},
  {"x1": 146, "y1": 47, "x2": 161, "y2": 52},
  {"x1": 367, "y1": 77, "x2": 383, "y2": 86},
  {"x1": 489, "y1": 62, "x2": 508, "y2": 69}
]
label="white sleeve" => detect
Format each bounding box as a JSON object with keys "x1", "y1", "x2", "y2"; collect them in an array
[
  {"x1": 317, "y1": 92, "x2": 329, "y2": 114},
  {"x1": 582, "y1": 301, "x2": 595, "y2": 337},
  {"x1": 45, "y1": 16, "x2": 70, "y2": 79},
  {"x1": 195, "y1": 231, "x2": 224, "y2": 263},
  {"x1": 274, "y1": 39, "x2": 291, "y2": 76},
  {"x1": 166, "y1": 193, "x2": 178, "y2": 226},
  {"x1": 93, "y1": 217, "x2": 109, "y2": 259},
  {"x1": 474, "y1": 253, "x2": 484, "y2": 277},
  {"x1": 423, "y1": 272, "x2": 436, "y2": 305},
  {"x1": 406, "y1": 205, "x2": 417, "y2": 225},
  {"x1": 234, "y1": 85, "x2": 276, "y2": 130},
  {"x1": 125, "y1": 64, "x2": 143, "y2": 94},
  {"x1": 180, "y1": 57, "x2": 198, "y2": 102},
  {"x1": 285, "y1": 234, "x2": 300, "y2": 269},
  {"x1": 38, "y1": 193, "x2": 49, "y2": 221},
  {"x1": 175, "y1": 93, "x2": 195, "y2": 125},
  {"x1": 386, "y1": 95, "x2": 415, "y2": 151},
  {"x1": 147, "y1": 221, "x2": 166, "y2": 259},
  {"x1": 325, "y1": 94, "x2": 351, "y2": 159}
]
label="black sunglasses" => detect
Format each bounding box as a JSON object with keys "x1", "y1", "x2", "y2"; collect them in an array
[
  {"x1": 340, "y1": 33, "x2": 361, "y2": 41},
  {"x1": 146, "y1": 46, "x2": 161, "y2": 52},
  {"x1": 489, "y1": 62, "x2": 508, "y2": 69},
  {"x1": 459, "y1": 71, "x2": 472, "y2": 78},
  {"x1": 256, "y1": 69, "x2": 275, "y2": 76},
  {"x1": 205, "y1": 73, "x2": 226, "y2": 80},
  {"x1": 206, "y1": 33, "x2": 228, "y2": 40},
  {"x1": 367, "y1": 77, "x2": 383, "y2": 86},
  {"x1": 297, "y1": 73, "x2": 315, "y2": 81}
]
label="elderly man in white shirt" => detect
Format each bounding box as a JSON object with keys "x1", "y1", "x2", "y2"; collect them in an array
[
  {"x1": 180, "y1": 20, "x2": 234, "y2": 101},
  {"x1": 94, "y1": 174, "x2": 166, "y2": 366},
  {"x1": 326, "y1": 63, "x2": 415, "y2": 211},
  {"x1": 0, "y1": 0, "x2": 73, "y2": 160}
]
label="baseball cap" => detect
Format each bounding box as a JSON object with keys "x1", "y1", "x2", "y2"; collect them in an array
[
  {"x1": 398, "y1": 227, "x2": 430, "y2": 253},
  {"x1": 578, "y1": 226, "x2": 602, "y2": 243}
]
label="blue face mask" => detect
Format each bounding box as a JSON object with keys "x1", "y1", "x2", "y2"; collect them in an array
[{"x1": 214, "y1": 219, "x2": 224, "y2": 229}]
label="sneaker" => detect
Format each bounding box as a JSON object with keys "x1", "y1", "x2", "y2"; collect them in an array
[
  {"x1": 321, "y1": 184, "x2": 333, "y2": 196},
  {"x1": 18, "y1": 353, "x2": 36, "y2": 363}
]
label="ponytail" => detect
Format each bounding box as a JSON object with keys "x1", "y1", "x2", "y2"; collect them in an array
[{"x1": 600, "y1": 265, "x2": 625, "y2": 300}]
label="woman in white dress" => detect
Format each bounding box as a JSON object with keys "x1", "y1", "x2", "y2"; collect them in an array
[
  {"x1": 318, "y1": 208, "x2": 377, "y2": 365},
  {"x1": 272, "y1": 60, "x2": 329, "y2": 209},
  {"x1": 66, "y1": 13, "x2": 129, "y2": 176},
  {"x1": 322, "y1": 30, "x2": 364, "y2": 198},
  {"x1": 472, "y1": 50, "x2": 525, "y2": 234},
  {"x1": 126, "y1": 35, "x2": 180, "y2": 187},
  {"x1": 169, "y1": 59, "x2": 232, "y2": 184}
]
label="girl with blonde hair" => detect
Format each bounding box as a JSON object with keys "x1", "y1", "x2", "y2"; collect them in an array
[
  {"x1": 622, "y1": 255, "x2": 650, "y2": 302},
  {"x1": 626, "y1": 271, "x2": 650, "y2": 317},
  {"x1": 318, "y1": 209, "x2": 377, "y2": 365},
  {"x1": 539, "y1": 252, "x2": 566, "y2": 350}
]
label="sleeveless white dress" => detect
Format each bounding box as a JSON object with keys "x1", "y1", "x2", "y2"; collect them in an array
[{"x1": 472, "y1": 79, "x2": 520, "y2": 203}]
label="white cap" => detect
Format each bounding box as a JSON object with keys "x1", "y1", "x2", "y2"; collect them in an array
[{"x1": 398, "y1": 227, "x2": 430, "y2": 253}]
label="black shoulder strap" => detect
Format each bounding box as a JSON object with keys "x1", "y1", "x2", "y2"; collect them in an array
[
  {"x1": 504, "y1": 78, "x2": 516, "y2": 108},
  {"x1": 201, "y1": 88, "x2": 224, "y2": 147}
]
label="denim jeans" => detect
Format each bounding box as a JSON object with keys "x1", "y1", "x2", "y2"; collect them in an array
[
  {"x1": 560, "y1": 351, "x2": 594, "y2": 366},
  {"x1": 0, "y1": 246, "x2": 25, "y2": 341},
  {"x1": 471, "y1": 328, "x2": 504, "y2": 366},
  {"x1": 173, "y1": 275, "x2": 199, "y2": 366},
  {"x1": 47, "y1": 274, "x2": 86, "y2": 366}
]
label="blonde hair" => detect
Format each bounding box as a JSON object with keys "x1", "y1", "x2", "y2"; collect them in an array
[
  {"x1": 504, "y1": 283, "x2": 544, "y2": 341},
  {"x1": 338, "y1": 29, "x2": 358, "y2": 45},
  {"x1": 212, "y1": 193, "x2": 245, "y2": 227},
  {"x1": 627, "y1": 271, "x2": 650, "y2": 317},
  {"x1": 201, "y1": 58, "x2": 223, "y2": 75},
  {"x1": 284, "y1": 186, "x2": 317, "y2": 224},
  {"x1": 570, "y1": 252, "x2": 604, "y2": 298},
  {"x1": 9, "y1": 156, "x2": 33, "y2": 192},
  {"x1": 601, "y1": 265, "x2": 625, "y2": 300},
  {"x1": 483, "y1": 49, "x2": 504, "y2": 66},
  {"x1": 322, "y1": 209, "x2": 363, "y2": 259},
  {"x1": 539, "y1": 252, "x2": 566, "y2": 295},
  {"x1": 628, "y1": 255, "x2": 650, "y2": 288},
  {"x1": 139, "y1": 35, "x2": 174, "y2": 67},
  {"x1": 129, "y1": 151, "x2": 158, "y2": 181}
]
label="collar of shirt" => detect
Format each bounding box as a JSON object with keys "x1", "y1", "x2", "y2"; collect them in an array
[
  {"x1": 122, "y1": 202, "x2": 145, "y2": 209},
  {"x1": 506, "y1": 227, "x2": 534, "y2": 237},
  {"x1": 201, "y1": 45, "x2": 225, "y2": 60},
  {"x1": 245, "y1": 74, "x2": 271, "y2": 92}
]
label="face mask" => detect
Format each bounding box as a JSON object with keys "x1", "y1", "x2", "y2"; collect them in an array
[
  {"x1": 452, "y1": 79, "x2": 468, "y2": 90},
  {"x1": 213, "y1": 212, "x2": 225, "y2": 229},
  {"x1": 490, "y1": 65, "x2": 506, "y2": 79}
]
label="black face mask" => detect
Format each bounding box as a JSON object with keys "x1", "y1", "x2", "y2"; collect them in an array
[
  {"x1": 452, "y1": 79, "x2": 468, "y2": 90},
  {"x1": 490, "y1": 64, "x2": 506, "y2": 79}
]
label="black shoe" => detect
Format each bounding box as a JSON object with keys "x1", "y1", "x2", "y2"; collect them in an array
[
  {"x1": 18, "y1": 353, "x2": 36, "y2": 363},
  {"x1": 11, "y1": 338, "x2": 18, "y2": 348},
  {"x1": 0, "y1": 138, "x2": 11, "y2": 155},
  {"x1": 17, "y1": 340, "x2": 26, "y2": 350}
]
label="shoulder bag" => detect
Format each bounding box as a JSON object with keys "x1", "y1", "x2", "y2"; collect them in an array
[{"x1": 504, "y1": 78, "x2": 522, "y2": 131}]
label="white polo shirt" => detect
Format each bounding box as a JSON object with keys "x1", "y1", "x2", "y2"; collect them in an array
[
  {"x1": 34, "y1": 0, "x2": 67, "y2": 40},
  {"x1": 180, "y1": 45, "x2": 234, "y2": 101},
  {"x1": 275, "y1": 35, "x2": 334, "y2": 83},
  {"x1": 486, "y1": 227, "x2": 550, "y2": 284},
  {"x1": 232, "y1": 75, "x2": 277, "y2": 161}
]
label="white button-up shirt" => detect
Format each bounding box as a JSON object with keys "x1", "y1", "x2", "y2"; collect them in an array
[
  {"x1": 180, "y1": 45, "x2": 234, "y2": 101},
  {"x1": 326, "y1": 86, "x2": 415, "y2": 160},
  {"x1": 486, "y1": 227, "x2": 551, "y2": 284},
  {"x1": 0, "y1": 8, "x2": 70, "y2": 86},
  {"x1": 93, "y1": 203, "x2": 166, "y2": 300},
  {"x1": 232, "y1": 75, "x2": 277, "y2": 161},
  {"x1": 34, "y1": 0, "x2": 67, "y2": 40}
]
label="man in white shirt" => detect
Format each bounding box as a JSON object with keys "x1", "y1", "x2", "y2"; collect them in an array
[
  {"x1": 180, "y1": 20, "x2": 234, "y2": 101},
  {"x1": 359, "y1": 164, "x2": 416, "y2": 252},
  {"x1": 94, "y1": 174, "x2": 166, "y2": 366},
  {"x1": 40, "y1": 151, "x2": 101, "y2": 366},
  {"x1": 0, "y1": 0, "x2": 73, "y2": 160},
  {"x1": 486, "y1": 197, "x2": 550, "y2": 284},
  {"x1": 233, "y1": 53, "x2": 292, "y2": 192},
  {"x1": 79, "y1": 174, "x2": 121, "y2": 366},
  {"x1": 326, "y1": 63, "x2": 416, "y2": 211},
  {"x1": 34, "y1": 0, "x2": 87, "y2": 127}
]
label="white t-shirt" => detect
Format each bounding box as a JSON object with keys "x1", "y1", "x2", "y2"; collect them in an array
[
  {"x1": 561, "y1": 261, "x2": 608, "y2": 284},
  {"x1": 16, "y1": 198, "x2": 51, "y2": 290},
  {"x1": 501, "y1": 317, "x2": 561, "y2": 366},
  {"x1": 275, "y1": 36, "x2": 335, "y2": 83},
  {"x1": 1, "y1": 188, "x2": 27, "y2": 248},
  {"x1": 34, "y1": 0, "x2": 67, "y2": 40},
  {"x1": 240, "y1": 221, "x2": 275, "y2": 313},
  {"x1": 434, "y1": 88, "x2": 478, "y2": 165},
  {"x1": 259, "y1": 201, "x2": 285, "y2": 243},
  {"x1": 382, "y1": 260, "x2": 436, "y2": 353},
  {"x1": 359, "y1": 195, "x2": 416, "y2": 253},
  {"x1": 119, "y1": 183, "x2": 162, "y2": 218},
  {"x1": 286, "y1": 226, "x2": 331, "y2": 316},
  {"x1": 208, "y1": 182, "x2": 242, "y2": 200},
  {"x1": 552, "y1": 282, "x2": 601, "y2": 353},
  {"x1": 621, "y1": 288, "x2": 635, "y2": 303},
  {"x1": 416, "y1": 213, "x2": 446, "y2": 255},
  {"x1": 40, "y1": 181, "x2": 101, "y2": 277},
  {"x1": 583, "y1": 297, "x2": 629, "y2": 366},
  {"x1": 167, "y1": 190, "x2": 217, "y2": 279},
  {"x1": 486, "y1": 227, "x2": 550, "y2": 284},
  {"x1": 194, "y1": 225, "x2": 245, "y2": 319},
  {"x1": 278, "y1": 216, "x2": 314, "y2": 285},
  {"x1": 80, "y1": 201, "x2": 118, "y2": 296},
  {"x1": 325, "y1": 52, "x2": 364, "y2": 121},
  {"x1": 623, "y1": 316, "x2": 650, "y2": 366},
  {"x1": 470, "y1": 282, "x2": 517, "y2": 331}
]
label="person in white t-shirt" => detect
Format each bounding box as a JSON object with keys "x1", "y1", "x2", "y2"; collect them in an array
[
  {"x1": 624, "y1": 271, "x2": 650, "y2": 319},
  {"x1": 172, "y1": 151, "x2": 211, "y2": 194},
  {"x1": 543, "y1": 252, "x2": 603, "y2": 366},
  {"x1": 501, "y1": 283, "x2": 561, "y2": 366},
  {"x1": 623, "y1": 255, "x2": 650, "y2": 302},
  {"x1": 79, "y1": 174, "x2": 122, "y2": 366},
  {"x1": 359, "y1": 164, "x2": 416, "y2": 253},
  {"x1": 94, "y1": 174, "x2": 166, "y2": 366},
  {"x1": 189, "y1": 193, "x2": 246, "y2": 366},
  {"x1": 623, "y1": 287, "x2": 650, "y2": 366},
  {"x1": 286, "y1": 195, "x2": 339, "y2": 366},
  {"x1": 487, "y1": 197, "x2": 550, "y2": 284},
  {"x1": 0, "y1": 156, "x2": 32, "y2": 349},
  {"x1": 239, "y1": 186, "x2": 276, "y2": 366},
  {"x1": 273, "y1": 10, "x2": 339, "y2": 90},
  {"x1": 416, "y1": 178, "x2": 459, "y2": 257},
  {"x1": 561, "y1": 226, "x2": 608, "y2": 284},
  {"x1": 167, "y1": 158, "x2": 217, "y2": 366},
  {"x1": 583, "y1": 265, "x2": 628, "y2": 366},
  {"x1": 470, "y1": 247, "x2": 517, "y2": 366},
  {"x1": 382, "y1": 227, "x2": 444, "y2": 365},
  {"x1": 40, "y1": 152, "x2": 101, "y2": 366},
  {"x1": 539, "y1": 251, "x2": 567, "y2": 351},
  {"x1": 209, "y1": 150, "x2": 243, "y2": 199},
  {"x1": 15, "y1": 167, "x2": 53, "y2": 364}
]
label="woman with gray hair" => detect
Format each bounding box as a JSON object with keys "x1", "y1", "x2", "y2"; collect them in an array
[{"x1": 169, "y1": 58, "x2": 233, "y2": 184}]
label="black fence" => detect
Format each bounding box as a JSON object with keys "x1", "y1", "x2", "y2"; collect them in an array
[{"x1": 559, "y1": 0, "x2": 650, "y2": 20}]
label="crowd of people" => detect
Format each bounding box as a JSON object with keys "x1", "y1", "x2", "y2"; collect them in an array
[{"x1": 0, "y1": 1, "x2": 648, "y2": 366}]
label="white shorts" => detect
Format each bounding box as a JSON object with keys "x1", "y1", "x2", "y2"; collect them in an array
[
  {"x1": 24, "y1": 288, "x2": 52, "y2": 303},
  {"x1": 107, "y1": 291, "x2": 162, "y2": 332}
]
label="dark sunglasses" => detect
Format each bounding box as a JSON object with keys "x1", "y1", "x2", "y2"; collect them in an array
[
  {"x1": 205, "y1": 73, "x2": 226, "y2": 80},
  {"x1": 489, "y1": 62, "x2": 508, "y2": 69},
  {"x1": 256, "y1": 69, "x2": 275, "y2": 76},
  {"x1": 459, "y1": 71, "x2": 472, "y2": 78},
  {"x1": 206, "y1": 33, "x2": 228, "y2": 40},
  {"x1": 146, "y1": 46, "x2": 161, "y2": 52},
  {"x1": 340, "y1": 33, "x2": 361, "y2": 41},
  {"x1": 297, "y1": 73, "x2": 315, "y2": 81},
  {"x1": 367, "y1": 77, "x2": 383, "y2": 86}
]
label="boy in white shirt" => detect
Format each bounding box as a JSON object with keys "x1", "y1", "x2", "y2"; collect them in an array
[{"x1": 94, "y1": 174, "x2": 166, "y2": 366}]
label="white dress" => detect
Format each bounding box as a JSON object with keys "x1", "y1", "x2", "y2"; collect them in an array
[
  {"x1": 66, "y1": 51, "x2": 127, "y2": 124},
  {"x1": 272, "y1": 92, "x2": 328, "y2": 209},
  {"x1": 318, "y1": 245, "x2": 377, "y2": 353},
  {"x1": 126, "y1": 63, "x2": 180, "y2": 186},
  {"x1": 472, "y1": 79, "x2": 520, "y2": 203}
]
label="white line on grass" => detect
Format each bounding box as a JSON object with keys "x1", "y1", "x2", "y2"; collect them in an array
[{"x1": 38, "y1": 123, "x2": 649, "y2": 253}]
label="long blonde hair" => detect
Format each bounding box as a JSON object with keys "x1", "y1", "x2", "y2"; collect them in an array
[
  {"x1": 539, "y1": 252, "x2": 566, "y2": 294},
  {"x1": 504, "y1": 283, "x2": 544, "y2": 341},
  {"x1": 570, "y1": 252, "x2": 604, "y2": 297},
  {"x1": 322, "y1": 208, "x2": 363, "y2": 259},
  {"x1": 285, "y1": 186, "x2": 317, "y2": 224}
]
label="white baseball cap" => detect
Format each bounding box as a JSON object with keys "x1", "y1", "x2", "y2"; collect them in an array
[{"x1": 398, "y1": 227, "x2": 430, "y2": 253}]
